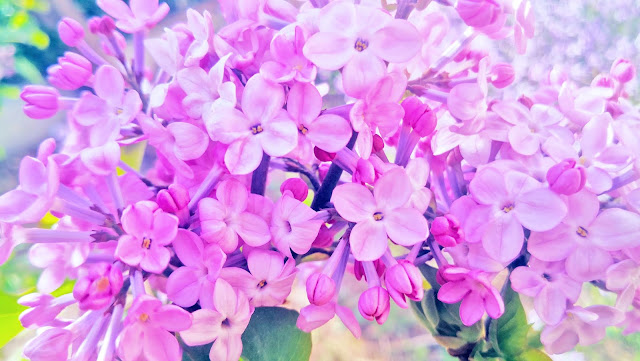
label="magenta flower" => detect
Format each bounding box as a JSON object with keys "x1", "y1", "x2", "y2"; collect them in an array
[
  {"x1": 19, "y1": 293, "x2": 75, "y2": 328},
  {"x1": 199, "y1": 179, "x2": 271, "y2": 253},
  {"x1": 180, "y1": 279, "x2": 253, "y2": 361},
  {"x1": 166, "y1": 229, "x2": 226, "y2": 308},
  {"x1": 510, "y1": 260, "x2": 581, "y2": 325},
  {"x1": 528, "y1": 191, "x2": 640, "y2": 281},
  {"x1": 437, "y1": 266, "x2": 504, "y2": 326},
  {"x1": 21, "y1": 85, "x2": 60, "y2": 119},
  {"x1": 29, "y1": 241, "x2": 89, "y2": 294},
  {"x1": 358, "y1": 286, "x2": 391, "y2": 324},
  {"x1": 115, "y1": 201, "x2": 179, "y2": 273},
  {"x1": 332, "y1": 168, "x2": 429, "y2": 261},
  {"x1": 302, "y1": 1, "x2": 421, "y2": 98},
  {"x1": 468, "y1": 166, "x2": 567, "y2": 263},
  {"x1": 540, "y1": 305, "x2": 623, "y2": 354},
  {"x1": 271, "y1": 190, "x2": 324, "y2": 257},
  {"x1": 183, "y1": 9, "x2": 215, "y2": 67},
  {"x1": 385, "y1": 260, "x2": 424, "y2": 309},
  {"x1": 286, "y1": 82, "x2": 352, "y2": 162},
  {"x1": 261, "y1": 25, "x2": 316, "y2": 83},
  {"x1": 177, "y1": 54, "x2": 235, "y2": 119},
  {"x1": 24, "y1": 328, "x2": 73, "y2": 361},
  {"x1": 47, "y1": 52, "x2": 92, "y2": 91},
  {"x1": 221, "y1": 249, "x2": 297, "y2": 307},
  {"x1": 606, "y1": 259, "x2": 640, "y2": 309},
  {"x1": 97, "y1": 0, "x2": 169, "y2": 33},
  {"x1": 116, "y1": 295, "x2": 192, "y2": 361},
  {"x1": 204, "y1": 74, "x2": 297, "y2": 174},
  {"x1": 72, "y1": 65, "x2": 142, "y2": 130},
  {"x1": 73, "y1": 262, "x2": 123, "y2": 310},
  {"x1": 0, "y1": 156, "x2": 59, "y2": 224}
]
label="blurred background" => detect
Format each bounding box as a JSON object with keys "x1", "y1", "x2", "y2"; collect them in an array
[{"x1": 0, "y1": 0, "x2": 639, "y2": 360}]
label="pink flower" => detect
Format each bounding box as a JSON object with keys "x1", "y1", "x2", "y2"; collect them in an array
[
  {"x1": 138, "y1": 116, "x2": 209, "y2": 179},
  {"x1": 468, "y1": 166, "x2": 567, "y2": 263},
  {"x1": 117, "y1": 295, "x2": 192, "y2": 361},
  {"x1": 97, "y1": 0, "x2": 169, "y2": 33},
  {"x1": 540, "y1": 305, "x2": 623, "y2": 354},
  {"x1": 115, "y1": 201, "x2": 179, "y2": 273},
  {"x1": 606, "y1": 259, "x2": 640, "y2": 309},
  {"x1": 0, "y1": 156, "x2": 59, "y2": 224},
  {"x1": 29, "y1": 241, "x2": 89, "y2": 294},
  {"x1": 286, "y1": 82, "x2": 352, "y2": 162},
  {"x1": 437, "y1": 266, "x2": 504, "y2": 326},
  {"x1": 73, "y1": 262, "x2": 123, "y2": 310},
  {"x1": 358, "y1": 286, "x2": 390, "y2": 324},
  {"x1": 610, "y1": 58, "x2": 636, "y2": 83},
  {"x1": 331, "y1": 168, "x2": 429, "y2": 261},
  {"x1": 166, "y1": 229, "x2": 226, "y2": 308},
  {"x1": 297, "y1": 301, "x2": 361, "y2": 338},
  {"x1": 221, "y1": 250, "x2": 297, "y2": 307},
  {"x1": 19, "y1": 293, "x2": 75, "y2": 328},
  {"x1": 350, "y1": 73, "x2": 406, "y2": 159},
  {"x1": 447, "y1": 58, "x2": 488, "y2": 123},
  {"x1": 405, "y1": 157, "x2": 433, "y2": 213},
  {"x1": 73, "y1": 65, "x2": 142, "y2": 130},
  {"x1": 546, "y1": 159, "x2": 587, "y2": 195},
  {"x1": 261, "y1": 25, "x2": 316, "y2": 83},
  {"x1": 183, "y1": 9, "x2": 215, "y2": 67},
  {"x1": 271, "y1": 190, "x2": 324, "y2": 257},
  {"x1": 510, "y1": 260, "x2": 581, "y2": 325},
  {"x1": 514, "y1": 0, "x2": 535, "y2": 54},
  {"x1": 177, "y1": 54, "x2": 235, "y2": 119},
  {"x1": 431, "y1": 214, "x2": 465, "y2": 248},
  {"x1": 198, "y1": 179, "x2": 271, "y2": 253},
  {"x1": 455, "y1": 0, "x2": 503, "y2": 29},
  {"x1": 528, "y1": 191, "x2": 640, "y2": 281},
  {"x1": 302, "y1": 1, "x2": 420, "y2": 98},
  {"x1": 204, "y1": 74, "x2": 297, "y2": 174},
  {"x1": 180, "y1": 279, "x2": 253, "y2": 361},
  {"x1": 306, "y1": 273, "x2": 336, "y2": 306},
  {"x1": 24, "y1": 327, "x2": 73, "y2": 361}
]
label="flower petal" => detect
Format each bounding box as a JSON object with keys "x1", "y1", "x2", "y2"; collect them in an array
[
  {"x1": 384, "y1": 208, "x2": 429, "y2": 246},
  {"x1": 349, "y1": 220, "x2": 387, "y2": 261},
  {"x1": 331, "y1": 183, "x2": 376, "y2": 222}
]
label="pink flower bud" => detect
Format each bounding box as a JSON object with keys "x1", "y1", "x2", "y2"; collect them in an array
[
  {"x1": 489, "y1": 63, "x2": 515, "y2": 89},
  {"x1": 281, "y1": 178, "x2": 309, "y2": 202},
  {"x1": 372, "y1": 134, "x2": 385, "y2": 153},
  {"x1": 430, "y1": 214, "x2": 464, "y2": 247},
  {"x1": 610, "y1": 58, "x2": 636, "y2": 83},
  {"x1": 88, "y1": 16, "x2": 116, "y2": 35},
  {"x1": 314, "y1": 147, "x2": 335, "y2": 162},
  {"x1": 546, "y1": 159, "x2": 586, "y2": 195},
  {"x1": 306, "y1": 273, "x2": 336, "y2": 306},
  {"x1": 57, "y1": 17, "x2": 84, "y2": 47},
  {"x1": 20, "y1": 85, "x2": 60, "y2": 119},
  {"x1": 24, "y1": 327, "x2": 73, "y2": 361},
  {"x1": 352, "y1": 158, "x2": 375, "y2": 185},
  {"x1": 402, "y1": 96, "x2": 436, "y2": 137},
  {"x1": 157, "y1": 184, "x2": 190, "y2": 213},
  {"x1": 312, "y1": 225, "x2": 335, "y2": 248},
  {"x1": 385, "y1": 260, "x2": 424, "y2": 308},
  {"x1": 47, "y1": 52, "x2": 92, "y2": 90},
  {"x1": 358, "y1": 286, "x2": 390, "y2": 324},
  {"x1": 591, "y1": 73, "x2": 616, "y2": 90},
  {"x1": 456, "y1": 0, "x2": 503, "y2": 28},
  {"x1": 73, "y1": 263, "x2": 123, "y2": 310}
]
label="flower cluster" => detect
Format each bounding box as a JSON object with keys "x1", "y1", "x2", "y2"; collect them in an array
[{"x1": 3, "y1": 0, "x2": 640, "y2": 360}]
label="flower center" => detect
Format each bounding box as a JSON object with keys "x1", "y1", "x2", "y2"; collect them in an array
[
  {"x1": 257, "y1": 280, "x2": 268, "y2": 288},
  {"x1": 95, "y1": 276, "x2": 110, "y2": 292},
  {"x1": 298, "y1": 124, "x2": 309, "y2": 135},
  {"x1": 250, "y1": 124, "x2": 264, "y2": 135},
  {"x1": 576, "y1": 226, "x2": 589, "y2": 238},
  {"x1": 502, "y1": 204, "x2": 515, "y2": 213},
  {"x1": 141, "y1": 237, "x2": 152, "y2": 249},
  {"x1": 354, "y1": 38, "x2": 369, "y2": 52},
  {"x1": 115, "y1": 107, "x2": 124, "y2": 115},
  {"x1": 373, "y1": 212, "x2": 384, "y2": 221},
  {"x1": 139, "y1": 313, "x2": 150, "y2": 322},
  {"x1": 221, "y1": 318, "x2": 231, "y2": 328}
]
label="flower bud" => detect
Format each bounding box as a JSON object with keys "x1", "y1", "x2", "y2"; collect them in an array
[
  {"x1": 306, "y1": 273, "x2": 336, "y2": 306},
  {"x1": 385, "y1": 260, "x2": 424, "y2": 308},
  {"x1": 401, "y1": 96, "x2": 436, "y2": 137},
  {"x1": 352, "y1": 158, "x2": 375, "y2": 185},
  {"x1": 489, "y1": 63, "x2": 515, "y2": 89},
  {"x1": 372, "y1": 134, "x2": 385, "y2": 153},
  {"x1": 24, "y1": 328, "x2": 73, "y2": 361},
  {"x1": 314, "y1": 147, "x2": 335, "y2": 162},
  {"x1": 591, "y1": 73, "x2": 616, "y2": 90},
  {"x1": 456, "y1": 0, "x2": 503, "y2": 28},
  {"x1": 610, "y1": 58, "x2": 636, "y2": 84},
  {"x1": 58, "y1": 17, "x2": 85, "y2": 47},
  {"x1": 280, "y1": 178, "x2": 309, "y2": 202},
  {"x1": 358, "y1": 286, "x2": 390, "y2": 324},
  {"x1": 546, "y1": 159, "x2": 586, "y2": 195},
  {"x1": 88, "y1": 16, "x2": 116, "y2": 35},
  {"x1": 20, "y1": 85, "x2": 60, "y2": 119},
  {"x1": 157, "y1": 184, "x2": 190, "y2": 213},
  {"x1": 73, "y1": 263, "x2": 123, "y2": 310},
  {"x1": 431, "y1": 214, "x2": 464, "y2": 247},
  {"x1": 47, "y1": 52, "x2": 92, "y2": 90},
  {"x1": 18, "y1": 293, "x2": 73, "y2": 328}
]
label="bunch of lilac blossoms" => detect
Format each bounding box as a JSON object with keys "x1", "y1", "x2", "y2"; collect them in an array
[{"x1": 4, "y1": 0, "x2": 640, "y2": 360}]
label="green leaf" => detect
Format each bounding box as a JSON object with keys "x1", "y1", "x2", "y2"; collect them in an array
[
  {"x1": 241, "y1": 307, "x2": 311, "y2": 361},
  {"x1": 0, "y1": 291, "x2": 27, "y2": 349},
  {"x1": 417, "y1": 264, "x2": 440, "y2": 291},
  {"x1": 489, "y1": 283, "x2": 529, "y2": 358},
  {"x1": 514, "y1": 349, "x2": 553, "y2": 361}
]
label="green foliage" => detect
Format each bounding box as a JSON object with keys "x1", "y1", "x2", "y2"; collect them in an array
[
  {"x1": 411, "y1": 265, "x2": 551, "y2": 361},
  {"x1": 241, "y1": 307, "x2": 312, "y2": 361}
]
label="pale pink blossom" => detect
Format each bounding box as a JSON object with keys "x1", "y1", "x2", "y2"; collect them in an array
[
  {"x1": 271, "y1": 190, "x2": 324, "y2": 257},
  {"x1": 97, "y1": 0, "x2": 169, "y2": 33}
]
